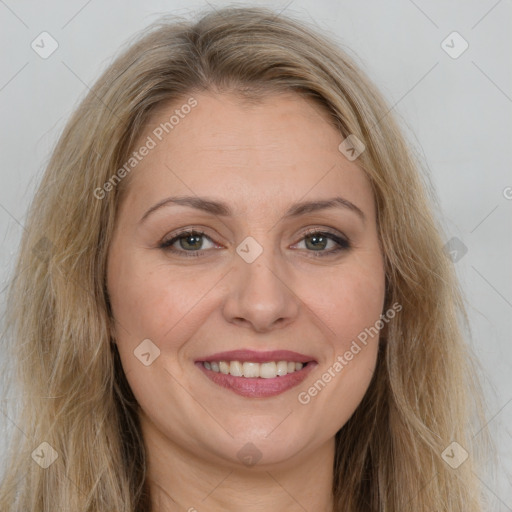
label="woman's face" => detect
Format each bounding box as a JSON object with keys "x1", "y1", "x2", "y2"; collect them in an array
[{"x1": 107, "y1": 91, "x2": 386, "y2": 468}]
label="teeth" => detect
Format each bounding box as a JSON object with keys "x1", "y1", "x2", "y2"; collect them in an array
[
  {"x1": 276, "y1": 361, "x2": 288, "y2": 376},
  {"x1": 243, "y1": 362, "x2": 259, "y2": 378},
  {"x1": 230, "y1": 360, "x2": 243, "y2": 377},
  {"x1": 260, "y1": 362, "x2": 276, "y2": 379},
  {"x1": 202, "y1": 360, "x2": 307, "y2": 378}
]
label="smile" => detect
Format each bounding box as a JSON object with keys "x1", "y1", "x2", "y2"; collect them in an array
[
  {"x1": 196, "y1": 350, "x2": 317, "y2": 398},
  {"x1": 203, "y1": 360, "x2": 306, "y2": 378}
]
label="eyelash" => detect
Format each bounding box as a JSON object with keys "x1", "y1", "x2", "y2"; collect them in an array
[{"x1": 159, "y1": 228, "x2": 351, "y2": 258}]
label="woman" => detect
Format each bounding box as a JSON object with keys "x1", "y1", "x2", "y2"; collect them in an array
[{"x1": 0, "y1": 6, "x2": 493, "y2": 511}]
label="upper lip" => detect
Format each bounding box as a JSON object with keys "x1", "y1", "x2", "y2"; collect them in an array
[{"x1": 197, "y1": 349, "x2": 316, "y2": 364}]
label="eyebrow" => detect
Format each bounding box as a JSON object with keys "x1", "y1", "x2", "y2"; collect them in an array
[{"x1": 140, "y1": 195, "x2": 366, "y2": 224}]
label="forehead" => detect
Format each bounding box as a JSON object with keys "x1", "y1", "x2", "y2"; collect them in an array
[
  {"x1": 118, "y1": 91, "x2": 373, "y2": 219},
  {"x1": 145, "y1": 89, "x2": 339, "y2": 152}
]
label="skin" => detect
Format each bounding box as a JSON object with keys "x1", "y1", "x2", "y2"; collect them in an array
[{"x1": 107, "y1": 91, "x2": 386, "y2": 511}]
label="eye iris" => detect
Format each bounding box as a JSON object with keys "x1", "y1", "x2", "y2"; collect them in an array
[
  {"x1": 180, "y1": 233, "x2": 203, "y2": 250},
  {"x1": 305, "y1": 233, "x2": 327, "y2": 251}
]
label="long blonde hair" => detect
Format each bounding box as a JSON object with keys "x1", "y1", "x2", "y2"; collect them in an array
[{"x1": 0, "y1": 6, "x2": 492, "y2": 511}]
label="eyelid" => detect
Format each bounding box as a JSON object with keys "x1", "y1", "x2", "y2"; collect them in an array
[
  {"x1": 299, "y1": 226, "x2": 348, "y2": 241},
  {"x1": 161, "y1": 225, "x2": 348, "y2": 243},
  {"x1": 292, "y1": 227, "x2": 351, "y2": 254},
  {"x1": 159, "y1": 228, "x2": 218, "y2": 249}
]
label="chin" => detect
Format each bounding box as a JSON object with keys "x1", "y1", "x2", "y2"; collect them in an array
[{"x1": 203, "y1": 424, "x2": 319, "y2": 469}]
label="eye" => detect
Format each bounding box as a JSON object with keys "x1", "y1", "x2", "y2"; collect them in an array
[
  {"x1": 159, "y1": 228, "x2": 351, "y2": 258},
  {"x1": 292, "y1": 229, "x2": 351, "y2": 257},
  {"x1": 159, "y1": 229, "x2": 219, "y2": 257}
]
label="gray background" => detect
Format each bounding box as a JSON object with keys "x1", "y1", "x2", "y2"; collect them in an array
[{"x1": 0, "y1": 0, "x2": 510, "y2": 508}]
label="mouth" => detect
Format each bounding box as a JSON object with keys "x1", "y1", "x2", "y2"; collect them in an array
[{"x1": 195, "y1": 350, "x2": 318, "y2": 398}]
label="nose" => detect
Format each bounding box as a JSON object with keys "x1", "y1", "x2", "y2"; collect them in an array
[{"x1": 221, "y1": 248, "x2": 301, "y2": 333}]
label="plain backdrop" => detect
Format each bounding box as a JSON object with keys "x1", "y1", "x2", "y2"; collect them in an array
[{"x1": 0, "y1": 0, "x2": 511, "y2": 508}]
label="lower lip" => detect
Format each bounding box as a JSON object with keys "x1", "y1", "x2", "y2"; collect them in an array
[{"x1": 196, "y1": 362, "x2": 317, "y2": 398}]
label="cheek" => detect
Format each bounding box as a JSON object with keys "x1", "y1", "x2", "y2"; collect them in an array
[
  {"x1": 314, "y1": 257, "x2": 386, "y2": 349},
  {"x1": 300, "y1": 254, "x2": 385, "y2": 408},
  {"x1": 107, "y1": 250, "x2": 228, "y2": 384},
  {"x1": 107, "y1": 254, "x2": 201, "y2": 400},
  {"x1": 108, "y1": 249, "x2": 201, "y2": 338}
]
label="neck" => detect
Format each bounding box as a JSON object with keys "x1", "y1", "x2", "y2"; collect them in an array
[{"x1": 141, "y1": 415, "x2": 335, "y2": 512}]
